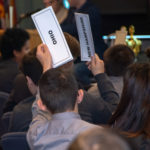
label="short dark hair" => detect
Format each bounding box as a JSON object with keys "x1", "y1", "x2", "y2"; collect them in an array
[
  {"x1": 69, "y1": 128, "x2": 135, "y2": 150},
  {"x1": 39, "y1": 69, "x2": 78, "y2": 113},
  {"x1": 109, "y1": 63, "x2": 150, "y2": 137},
  {"x1": 64, "y1": 32, "x2": 80, "y2": 59},
  {"x1": 0, "y1": 28, "x2": 30, "y2": 60},
  {"x1": 20, "y1": 47, "x2": 43, "y2": 85},
  {"x1": 104, "y1": 44, "x2": 135, "y2": 76}
]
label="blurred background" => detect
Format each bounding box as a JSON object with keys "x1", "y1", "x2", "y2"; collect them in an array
[{"x1": 13, "y1": 0, "x2": 150, "y2": 35}]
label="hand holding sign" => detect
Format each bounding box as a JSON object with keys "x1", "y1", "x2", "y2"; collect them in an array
[
  {"x1": 36, "y1": 44, "x2": 52, "y2": 73},
  {"x1": 86, "y1": 54, "x2": 104, "y2": 76}
]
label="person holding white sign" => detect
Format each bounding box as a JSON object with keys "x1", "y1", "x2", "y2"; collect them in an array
[
  {"x1": 61, "y1": 0, "x2": 107, "y2": 88},
  {"x1": 61, "y1": 0, "x2": 107, "y2": 58},
  {"x1": 27, "y1": 44, "x2": 119, "y2": 150}
]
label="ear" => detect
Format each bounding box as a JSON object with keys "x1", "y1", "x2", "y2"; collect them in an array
[
  {"x1": 13, "y1": 50, "x2": 19, "y2": 57},
  {"x1": 26, "y1": 76, "x2": 37, "y2": 95},
  {"x1": 76, "y1": 89, "x2": 84, "y2": 104},
  {"x1": 37, "y1": 99, "x2": 47, "y2": 111},
  {"x1": 26, "y1": 76, "x2": 34, "y2": 90},
  {"x1": 26, "y1": 76, "x2": 32, "y2": 85}
]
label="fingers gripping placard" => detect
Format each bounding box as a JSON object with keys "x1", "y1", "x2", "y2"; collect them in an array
[{"x1": 32, "y1": 6, "x2": 73, "y2": 68}]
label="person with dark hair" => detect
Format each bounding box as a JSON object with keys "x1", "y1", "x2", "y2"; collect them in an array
[
  {"x1": 4, "y1": 32, "x2": 111, "y2": 134},
  {"x1": 104, "y1": 45, "x2": 135, "y2": 77},
  {"x1": 0, "y1": 28, "x2": 30, "y2": 93},
  {"x1": 2, "y1": 48, "x2": 38, "y2": 113},
  {"x1": 7, "y1": 48, "x2": 43, "y2": 132},
  {"x1": 36, "y1": 41, "x2": 118, "y2": 124},
  {"x1": 68, "y1": 127, "x2": 136, "y2": 150},
  {"x1": 88, "y1": 44, "x2": 135, "y2": 105},
  {"x1": 20, "y1": 49, "x2": 43, "y2": 95},
  {"x1": 3, "y1": 32, "x2": 80, "y2": 113},
  {"x1": 0, "y1": 28, "x2": 30, "y2": 63},
  {"x1": 27, "y1": 67, "x2": 100, "y2": 150},
  {"x1": 108, "y1": 63, "x2": 150, "y2": 150}
]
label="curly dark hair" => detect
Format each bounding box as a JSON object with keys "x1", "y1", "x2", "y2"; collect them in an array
[{"x1": 0, "y1": 28, "x2": 30, "y2": 60}]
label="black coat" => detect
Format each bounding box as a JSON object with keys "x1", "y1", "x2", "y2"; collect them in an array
[
  {"x1": 61, "y1": 1, "x2": 107, "y2": 59},
  {"x1": 0, "y1": 59, "x2": 19, "y2": 93}
]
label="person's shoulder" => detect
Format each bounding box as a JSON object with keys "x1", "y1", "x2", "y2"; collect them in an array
[
  {"x1": 82, "y1": 90, "x2": 101, "y2": 105},
  {"x1": 0, "y1": 59, "x2": 19, "y2": 75},
  {"x1": 77, "y1": 119, "x2": 101, "y2": 131},
  {"x1": 13, "y1": 96, "x2": 35, "y2": 113}
]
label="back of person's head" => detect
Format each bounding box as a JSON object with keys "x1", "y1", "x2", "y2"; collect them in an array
[
  {"x1": 64, "y1": 32, "x2": 80, "y2": 59},
  {"x1": 109, "y1": 63, "x2": 150, "y2": 137},
  {"x1": 58, "y1": 32, "x2": 80, "y2": 71},
  {"x1": 39, "y1": 69, "x2": 78, "y2": 113},
  {"x1": 0, "y1": 28, "x2": 30, "y2": 60},
  {"x1": 104, "y1": 44, "x2": 135, "y2": 76},
  {"x1": 68, "y1": 128, "x2": 134, "y2": 150},
  {"x1": 20, "y1": 47, "x2": 43, "y2": 85}
]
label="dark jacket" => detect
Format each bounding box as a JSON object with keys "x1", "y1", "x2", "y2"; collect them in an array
[
  {"x1": 3, "y1": 73, "x2": 32, "y2": 113},
  {"x1": 8, "y1": 96, "x2": 35, "y2": 132},
  {"x1": 95, "y1": 73, "x2": 120, "y2": 113},
  {"x1": 0, "y1": 59, "x2": 20, "y2": 93},
  {"x1": 61, "y1": 0, "x2": 107, "y2": 58},
  {"x1": 79, "y1": 90, "x2": 111, "y2": 125},
  {"x1": 7, "y1": 73, "x2": 117, "y2": 133}
]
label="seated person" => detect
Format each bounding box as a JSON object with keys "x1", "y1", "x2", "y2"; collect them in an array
[
  {"x1": 88, "y1": 44, "x2": 135, "y2": 99},
  {"x1": 109, "y1": 63, "x2": 150, "y2": 150},
  {"x1": 4, "y1": 33, "x2": 113, "y2": 125},
  {"x1": 2, "y1": 73, "x2": 32, "y2": 113},
  {"x1": 0, "y1": 28, "x2": 30, "y2": 93},
  {"x1": 86, "y1": 55, "x2": 119, "y2": 113},
  {"x1": 61, "y1": 0, "x2": 107, "y2": 87},
  {"x1": 68, "y1": 127, "x2": 136, "y2": 150},
  {"x1": 27, "y1": 64, "x2": 100, "y2": 150},
  {"x1": 42, "y1": 0, "x2": 68, "y2": 24},
  {"x1": 8, "y1": 49, "x2": 43, "y2": 132}
]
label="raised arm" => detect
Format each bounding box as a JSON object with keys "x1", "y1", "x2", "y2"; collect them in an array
[
  {"x1": 87, "y1": 54, "x2": 119, "y2": 112},
  {"x1": 36, "y1": 44, "x2": 53, "y2": 73}
]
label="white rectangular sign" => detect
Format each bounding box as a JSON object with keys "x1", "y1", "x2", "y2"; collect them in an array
[
  {"x1": 31, "y1": 6, "x2": 73, "y2": 68},
  {"x1": 75, "y1": 13, "x2": 95, "y2": 61}
]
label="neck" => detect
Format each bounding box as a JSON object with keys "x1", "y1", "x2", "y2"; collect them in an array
[
  {"x1": 75, "y1": 0, "x2": 86, "y2": 9},
  {"x1": 63, "y1": 104, "x2": 78, "y2": 114},
  {"x1": 73, "y1": 103, "x2": 78, "y2": 113}
]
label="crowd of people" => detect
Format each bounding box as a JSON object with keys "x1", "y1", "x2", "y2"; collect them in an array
[{"x1": 0, "y1": 0, "x2": 150, "y2": 150}]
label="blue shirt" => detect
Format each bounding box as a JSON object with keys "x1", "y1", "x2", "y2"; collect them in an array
[{"x1": 27, "y1": 101, "x2": 100, "y2": 150}]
